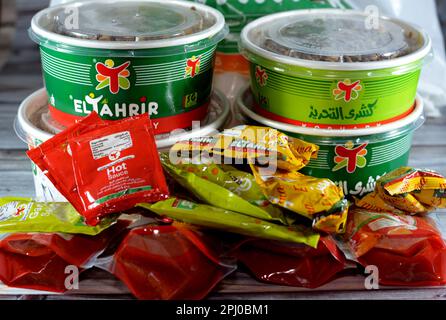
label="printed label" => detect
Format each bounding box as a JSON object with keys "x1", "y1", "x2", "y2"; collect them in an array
[
  {"x1": 90, "y1": 131, "x2": 133, "y2": 160},
  {"x1": 0, "y1": 201, "x2": 30, "y2": 222}
]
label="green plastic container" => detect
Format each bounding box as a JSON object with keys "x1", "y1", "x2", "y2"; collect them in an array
[
  {"x1": 30, "y1": 0, "x2": 227, "y2": 134},
  {"x1": 239, "y1": 9, "x2": 431, "y2": 129},
  {"x1": 237, "y1": 88, "x2": 424, "y2": 198}
]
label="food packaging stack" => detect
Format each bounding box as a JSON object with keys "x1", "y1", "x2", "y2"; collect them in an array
[{"x1": 3, "y1": 1, "x2": 446, "y2": 300}]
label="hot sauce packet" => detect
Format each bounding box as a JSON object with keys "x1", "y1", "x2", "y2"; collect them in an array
[
  {"x1": 0, "y1": 197, "x2": 114, "y2": 235},
  {"x1": 27, "y1": 112, "x2": 107, "y2": 212},
  {"x1": 355, "y1": 167, "x2": 446, "y2": 215},
  {"x1": 138, "y1": 198, "x2": 320, "y2": 248},
  {"x1": 160, "y1": 153, "x2": 287, "y2": 224},
  {"x1": 250, "y1": 166, "x2": 348, "y2": 234},
  {"x1": 68, "y1": 114, "x2": 169, "y2": 225},
  {"x1": 342, "y1": 207, "x2": 446, "y2": 286},
  {"x1": 170, "y1": 125, "x2": 318, "y2": 171}
]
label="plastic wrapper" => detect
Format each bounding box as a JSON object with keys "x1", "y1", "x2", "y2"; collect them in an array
[
  {"x1": 170, "y1": 125, "x2": 318, "y2": 171},
  {"x1": 68, "y1": 114, "x2": 169, "y2": 225},
  {"x1": 0, "y1": 197, "x2": 115, "y2": 235},
  {"x1": 235, "y1": 236, "x2": 350, "y2": 289},
  {"x1": 0, "y1": 219, "x2": 130, "y2": 293},
  {"x1": 27, "y1": 112, "x2": 107, "y2": 212},
  {"x1": 139, "y1": 198, "x2": 320, "y2": 248},
  {"x1": 160, "y1": 153, "x2": 286, "y2": 224},
  {"x1": 343, "y1": 207, "x2": 446, "y2": 286},
  {"x1": 103, "y1": 223, "x2": 236, "y2": 300},
  {"x1": 169, "y1": 125, "x2": 347, "y2": 233},
  {"x1": 355, "y1": 167, "x2": 446, "y2": 215},
  {"x1": 251, "y1": 166, "x2": 348, "y2": 234},
  {"x1": 28, "y1": 112, "x2": 169, "y2": 226}
]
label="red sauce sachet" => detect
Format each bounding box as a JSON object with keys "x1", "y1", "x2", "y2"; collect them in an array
[
  {"x1": 0, "y1": 220, "x2": 130, "y2": 293},
  {"x1": 235, "y1": 236, "x2": 349, "y2": 288},
  {"x1": 68, "y1": 114, "x2": 169, "y2": 225},
  {"x1": 345, "y1": 207, "x2": 446, "y2": 286},
  {"x1": 26, "y1": 112, "x2": 107, "y2": 212},
  {"x1": 109, "y1": 223, "x2": 236, "y2": 300}
]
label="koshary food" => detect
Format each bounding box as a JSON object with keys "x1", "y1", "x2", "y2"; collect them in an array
[
  {"x1": 138, "y1": 198, "x2": 320, "y2": 248},
  {"x1": 30, "y1": 0, "x2": 227, "y2": 133},
  {"x1": 101, "y1": 223, "x2": 236, "y2": 300},
  {"x1": 343, "y1": 207, "x2": 446, "y2": 286},
  {"x1": 160, "y1": 153, "x2": 287, "y2": 224},
  {"x1": 238, "y1": 87, "x2": 424, "y2": 198},
  {"x1": 0, "y1": 197, "x2": 114, "y2": 235},
  {"x1": 240, "y1": 9, "x2": 431, "y2": 128},
  {"x1": 355, "y1": 167, "x2": 446, "y2": 214},
  {"x1": 67, "y1": 114, "x2": 169, "y2": 225},
  {"x1": 187, "y1": 0, "x2": 346, "y2": 73}
]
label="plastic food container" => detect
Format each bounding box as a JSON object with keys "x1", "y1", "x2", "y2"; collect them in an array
[
  {"x1": 30, "y1": 0, "x2": 227, "y2": 134},
  {"x1": 187, "y1": 0, "x2": 347, "y2": 74},
  {"x1": 238, "y1": 88, "x2": 424, "y2": 198},
  {"x1": 15, "y1": 88, "x2": 231, "y2": 202},
  {"x1": 239, "y1": 9, "x2": 431, "y2": 129}
]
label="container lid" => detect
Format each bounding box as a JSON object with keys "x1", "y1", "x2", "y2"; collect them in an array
[
  {"x1": 15, "y1": 88, "x2": 230, "y2": 150},
  {"x1": 240, "y1": 9, "x2": 431, "y2": 70},
  {"x1": 237, "y1": 86, "x2": 424, "y2": 144},
  {"x1": 31, "y1": 0, "x2": 227, "y2": 51}
]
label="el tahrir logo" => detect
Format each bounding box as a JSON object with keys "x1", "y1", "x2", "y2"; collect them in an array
[
  {"x1": 333, "y1": 79, "x2": 362, "y2": 102},
  {"x1": 95, "y1": 59, "x2": 131, "y2": 94},
  {"x1": 333, "y1": 141, "x2": 368, "y2": 173}
]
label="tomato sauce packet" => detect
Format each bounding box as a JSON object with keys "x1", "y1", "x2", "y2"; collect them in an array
[
  {"x1": 0, "y1": 219, "x2": 130, "y2": 293},
  {"x1": 27, "y1": 112, "x2": 107, "y2": 212},
  {"x1": 106, "y1": 223, "x2": 236, "y2": 300},
  {"x1": 68, "y1": 114, "x2": 169, "y2": 225},
  {"x1": 344, "y1": 207, "x2": 446, "y2": 286},
  {"x1": 234, "y1": 236, "x2": 350, "y2": 288}
]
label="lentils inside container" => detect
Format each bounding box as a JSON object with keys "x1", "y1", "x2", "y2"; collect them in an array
[
  {"x1": 47, "y1": 1, "x2": 216, "y2": 41},
  {"x1": 252, "y1": 11, "x2": 424, "y2": 62}
]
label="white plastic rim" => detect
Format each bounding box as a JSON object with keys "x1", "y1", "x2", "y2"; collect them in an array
[
  {"x1": 237, "y1": 86, "x2": 424, "y2": 138},
  {"x1": 31, "y1": 0, "x2": 226, "y2": 50},
  {"x1": 16, "y1": 88, "x2": 230, "y2": 149},
  {"x1": 240, "y1": 9, "x2": 432, "y2": 71}
]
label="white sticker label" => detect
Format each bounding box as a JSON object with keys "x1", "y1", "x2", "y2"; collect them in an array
[{"x1": 90, "y1": 131, "x2": 132, "y2": 160}]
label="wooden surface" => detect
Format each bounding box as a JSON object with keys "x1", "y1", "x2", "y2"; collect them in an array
[{"x1": 0, "y1": 0, "x2": 446, "y2": 300}]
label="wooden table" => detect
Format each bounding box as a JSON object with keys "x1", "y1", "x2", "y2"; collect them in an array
[{"x1": 1, "y1": 0, "x2": 446, "y2": 300}]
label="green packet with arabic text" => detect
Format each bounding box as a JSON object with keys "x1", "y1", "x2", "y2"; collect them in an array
[
  {"x1": 138, "y1": 198, "x2": 320, "y2": 248},
  {"x1": 0, "y1": 197, "x2": 116, "y2": 235},
  {"x1": 160, "y1": 153, "x2": 288, "y2": 225}
]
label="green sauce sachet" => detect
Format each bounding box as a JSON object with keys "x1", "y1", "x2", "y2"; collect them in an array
[{"x1": 0, "y1": 197, "x2": 115, "y2": 235}]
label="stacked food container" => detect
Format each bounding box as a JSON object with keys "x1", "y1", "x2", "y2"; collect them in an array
[
  {"x1": 14, "y1": 0, "x2": 230, "y2": 201},
  {"x1": 238, "y1": 9, "x2": 432, "y2": 197}
]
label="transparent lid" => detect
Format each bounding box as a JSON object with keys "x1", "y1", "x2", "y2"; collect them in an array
[
  {"x1": 248, "y1": 11, "x2": 425, "y2": 62},
  {"x1": 39, "y1": 1, "x2": 216, "y2": 42}
]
